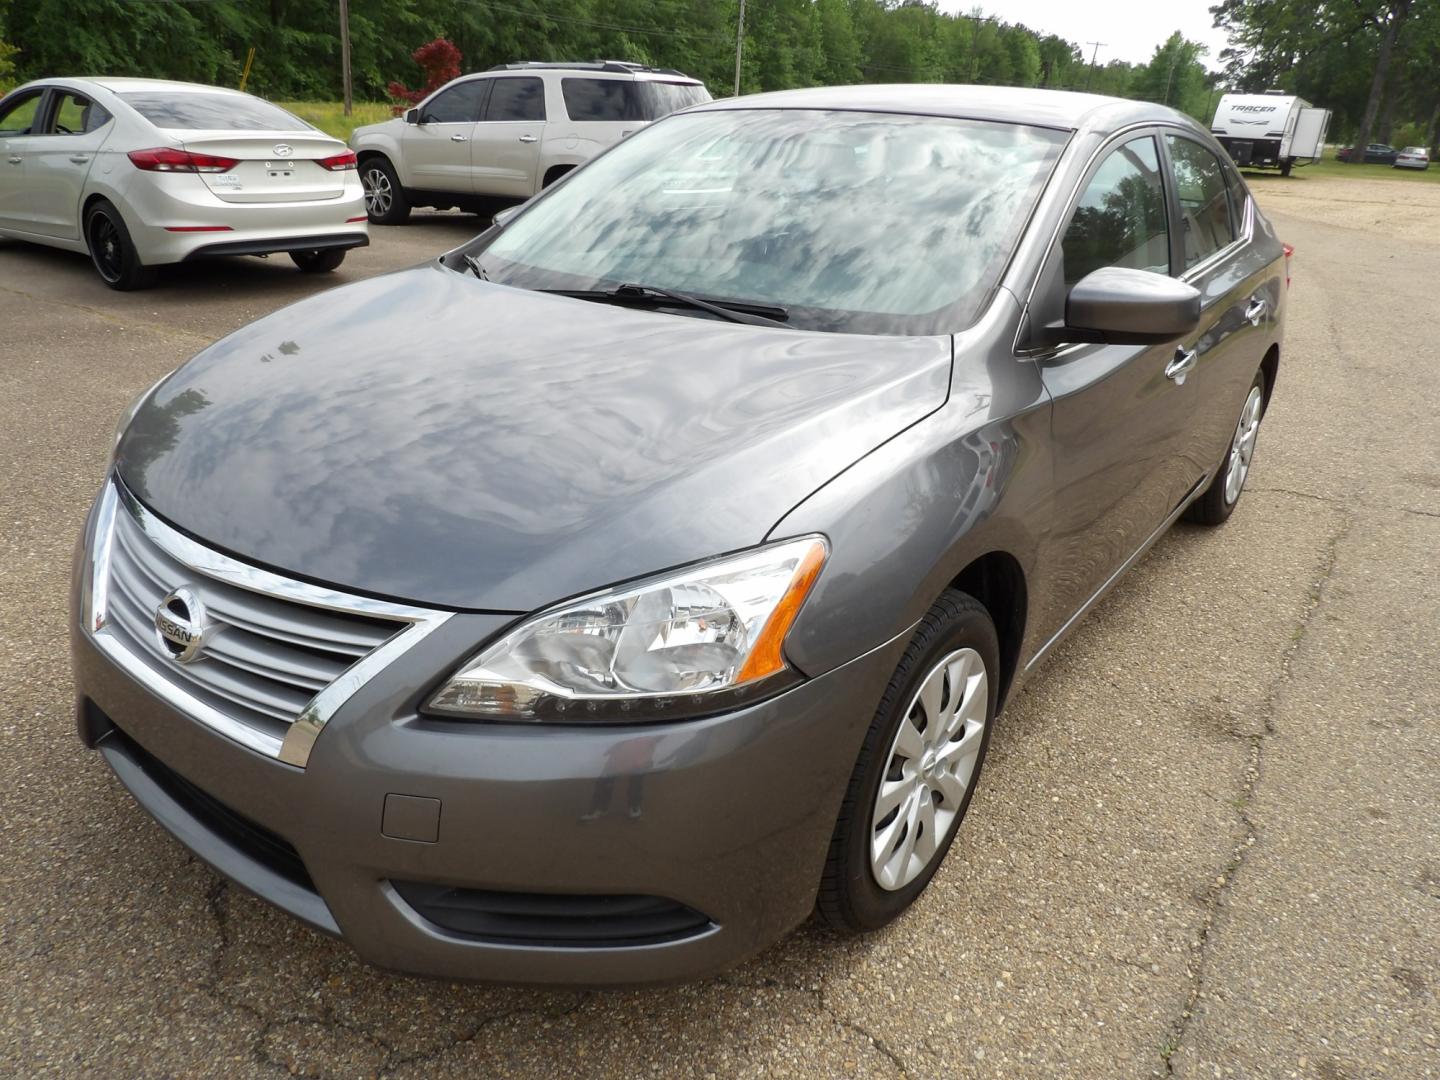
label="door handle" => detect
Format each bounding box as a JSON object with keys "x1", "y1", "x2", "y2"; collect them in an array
[
  {"x1": 518, "y1": 134, "x2": 538, "y2": 144},
  {"x1": 1244, "y1": 296, "x2": 1268, "y2": 326},
  {"x1": 69, "y1": 155, "x2": 90, "y2": 164},
  {"x1": 450, "y1": 134, "x2": 468, "y2": 142},
  {"x1": 1165, "y1": 346, "x2": 1198, "y2": 385},
  {"x1": 5, "y1": 156, "x2": 19, "y2": 165}
]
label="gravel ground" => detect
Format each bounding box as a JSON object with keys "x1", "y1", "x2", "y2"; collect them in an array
[{"x1": 1, "y1": 178, "x2": 1437, "y2": 1079}]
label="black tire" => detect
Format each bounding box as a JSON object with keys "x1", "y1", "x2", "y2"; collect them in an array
[
  {"x1": 1279, "y1": 159, "x2": 1293, "y2": 177},
  {"x1": 1185, "y1": 369, "x2": 1266, "y2": 526},
  {"x1": 819, "y1": 589, "x2": 1000, "y2": 933},
  {"x1": 85, "y1": 201, "x2": 157, "y2": 291},
  {"x1": 289, "y1": 248, "x2": 346, "y2": 273},
  {"x1": 360, "y1": 157, "x2": 410, "y2": 225}
]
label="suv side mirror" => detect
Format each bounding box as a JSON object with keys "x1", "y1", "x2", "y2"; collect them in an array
[
  {"x1": 404, "y1": 108, "x2": 420, "y2": 125},
  {"x1": 1064, "y1": 267, "x2": 1201, "y2": 345}
]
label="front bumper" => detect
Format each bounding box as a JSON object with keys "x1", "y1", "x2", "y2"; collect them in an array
[{"x1": 70, "y1": 502, "x2": 902, "y2": 985}]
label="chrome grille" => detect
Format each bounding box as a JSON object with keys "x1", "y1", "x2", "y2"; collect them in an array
[{"x1": 86, "y1": 478, "x2": 451, "y2": 766}]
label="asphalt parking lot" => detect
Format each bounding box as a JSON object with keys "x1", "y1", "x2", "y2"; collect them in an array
[{"x1": 2, "y1": 177, "x2": 1437, "y2": 1079}]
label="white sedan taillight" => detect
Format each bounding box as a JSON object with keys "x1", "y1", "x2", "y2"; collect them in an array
[
  {"x1": 317, "y1": 150, "x2": 358, "y2": 171},
  {"x1": 128, "y1": 147, "x2": 239, "y2": 173}
]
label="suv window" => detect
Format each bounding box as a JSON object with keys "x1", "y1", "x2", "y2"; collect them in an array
[
  {"x1": 1166, "y1": 135, "x2": 1234, "y2": 268},
  {"x1": 640, "y1": 81, "x2": 710, "y2": 118},
  {"x1": 421, "y1": 81, "x2": 486, "y2": 124},
  {"x1": 486, "y1": 77, "x2": 545, "y2": 122},
  {"x1": 562, "y1": 78, "x2": 642, "y2": 122},
  {"x1": 1061, "y1": 135, "x2": 1170, "y2": 286},
  {"x1": 0, "y1": 90, "x2": 45, "y2": 137},
  {"x1": 49, "y1": 92, "x2": 110, "y2": 135}
]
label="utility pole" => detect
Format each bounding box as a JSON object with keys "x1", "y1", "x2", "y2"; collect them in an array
[
  {"x1": 1084, "y1": 40, "x2": 1105, "y2": 92},
  {"x1": 1163, "y1": 44, "x2": 1179, "y2": 105},
  {"x1": 733, "y1": 0, "x2": 746, "y2": 97},
  {"x1": 339, "y1": 0, "x2": 353, "y2": 118}
]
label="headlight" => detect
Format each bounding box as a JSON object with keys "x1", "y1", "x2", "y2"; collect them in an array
[{"x1": 427, "y1": 536, "x2": 828, "y2": 722}]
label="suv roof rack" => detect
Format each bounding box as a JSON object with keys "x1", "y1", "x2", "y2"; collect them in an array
[{"x1": 486, "y1": 60, "x2": 691, "y2": 77}]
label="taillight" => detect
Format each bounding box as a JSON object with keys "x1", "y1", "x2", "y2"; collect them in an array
[
  {"x1": 1282, "y1": 243, "x2": 1294, "y2": 289},
  {"x1": 317, "y1": 150, "x2": 357, "y2": 171},
  {"x1": 128, "y1": 147, "x2": 240, "y2": 173}
]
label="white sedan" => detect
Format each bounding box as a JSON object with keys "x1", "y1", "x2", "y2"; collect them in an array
[
  {"x1": 1393, "y1": 146, "x2": 1430, "y2": 171},
  {"x1": 0, "y1": 77, "x2": 367, "y2": 289}
]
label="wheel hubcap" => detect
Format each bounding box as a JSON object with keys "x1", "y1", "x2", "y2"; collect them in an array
[
  {"x1": 362, "y1": 168, "x2": 391, "y2": 216},
  {"x1": 1224, "y1": 386, "x2": 1264, "y2": 505},
  {"x1": 870, "y1": 647, "x2": 988, "y2": 892}
]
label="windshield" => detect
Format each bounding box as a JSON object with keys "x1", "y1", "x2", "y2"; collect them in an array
[
  {"x1": 120, "y1": 92, "x2": 314, "y2": 131},
  {"x1": 473, "y1": 108, "x2": 1067, "y2": 334}
]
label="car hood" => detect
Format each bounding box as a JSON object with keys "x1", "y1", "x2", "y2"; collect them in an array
[{"x1": 117, "y1": 264, "x2": 951, "y2": 611}]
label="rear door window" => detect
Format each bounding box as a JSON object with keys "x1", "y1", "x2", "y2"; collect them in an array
[
  {"x1": 0, "y1": 90, "x2": 45, "y2": 137},
  {"x1": 1061, "y1": 135, "x2": 1170, "y2": 286},
  {"x1": 420, "y1": 81, "x2": 487, "y2": 124},
  {"x1": 485, "y1": 78, "x2": 545, "y2": 122},
  {"x1": 1166, "y1": 135, "x2": 1235, "y2": 269},
  {"x1": 120, "y1": 93, "x2": 311, "y2": 131},
  {"x1": 49, "y1": 92, "x2": 111, "y2": 135},
  {"x1": 561, "y1": 78, "x2": 640, "y2": 122},
  {"x1": 1219, "y1": 159, "x2": 1248, "y2": 237}
]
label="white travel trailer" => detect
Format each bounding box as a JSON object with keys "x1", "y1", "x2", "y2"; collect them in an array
[{"x1": 1211, "y1": 92, "x2": 1332, "y2": 176}]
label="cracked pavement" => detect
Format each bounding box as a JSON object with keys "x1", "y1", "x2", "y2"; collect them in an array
[{"x1": 2, "y1": 176, "x2": 1437, "y2": 1078}]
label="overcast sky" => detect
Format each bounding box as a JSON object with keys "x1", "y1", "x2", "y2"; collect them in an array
[{"x1": 937, "y1": 0, "x2": 1233, "y2": 69}]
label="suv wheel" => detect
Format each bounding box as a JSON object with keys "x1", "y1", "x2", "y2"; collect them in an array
[{"x1": 361, "y1": 158, "x2": 410, "y2": 225}]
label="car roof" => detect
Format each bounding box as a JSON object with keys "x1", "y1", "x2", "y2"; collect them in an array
[
  {"x1": 486, "y1": 61, "x2": 701, "y2": 83},
  {"x1": 62, "y1": 77, "x2": 251, "y2": 95},
  {"x1": 691, "y1": 84, "x2": 1194, "y2": 134}
]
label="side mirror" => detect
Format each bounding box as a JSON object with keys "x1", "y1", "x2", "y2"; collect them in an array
[
  {"x1": 1059, "y1": 267, "x2": 1200, "y2": 346},
  {"x1": 492, "y1": 203, "x2": 523, "y2": 228},
  {"x1": 404, "y1": 108, "x2": 420, "y2": 125}
]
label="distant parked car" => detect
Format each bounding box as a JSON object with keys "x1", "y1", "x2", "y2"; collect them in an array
[
  {"x1": 1393, "y1": 146, "x2": 1430, "y2": 170},
  {"x1": 349, "y1": 60, "x2": 710, "y2": 224},
  {"x1": 0, "y1": 78, "x2": 367, "y2": 290},
  {"x1": 1335, "y1": 142, "x2": 1398, "y2": 164}
]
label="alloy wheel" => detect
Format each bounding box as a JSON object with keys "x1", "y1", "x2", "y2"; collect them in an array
[
  {"x1": 362, "y1": 167, "x2": 392, "y2": 217},
  {"x1": 1224, "y1": 385, "x2": 1263, "y2": 505},
  {"x1": 870, "y1": 647, "x2": 988, "y2": 891},
  {"x1": 90, "y1": 214, "x2": 123, "y2": 283}
]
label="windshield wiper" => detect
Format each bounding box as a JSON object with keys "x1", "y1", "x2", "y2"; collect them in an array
[
  {"x1": 458, "y1": 254, "x2": 490, "y2": 281},
  {"x1": 541, "y1": 283, "x2": 790, "y2": 327}
]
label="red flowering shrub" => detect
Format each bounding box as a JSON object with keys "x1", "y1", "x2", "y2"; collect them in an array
[{"x1": 387, "y1": 38, "x2": 462, "y2": 112}]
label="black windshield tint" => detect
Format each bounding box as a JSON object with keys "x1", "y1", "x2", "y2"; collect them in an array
[
  {"x1": 638, "y1": 82, "x2": 711, "y2": 119},
  {"x1": 477, "y1": 109, "x2": 1067, "y2": 335},
  {"x1": 562, "y1": 79, "x2": 642, "y2": 122},
  {"x1": 120, "y1": 93, "x2": 311, "y2": 131}
]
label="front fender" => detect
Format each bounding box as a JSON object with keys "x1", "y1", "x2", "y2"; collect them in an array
[
  {"x1": 353, "y1": 134, "x2": 408, "y2": 186},
  {"x1": 768, "y1": 298, "x2": 1053, "y2": 680}
]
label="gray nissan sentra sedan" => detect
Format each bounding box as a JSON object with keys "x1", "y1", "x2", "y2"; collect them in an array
[{"x1": 71, "y1": 85, "x2": 1288, "y2": 985}]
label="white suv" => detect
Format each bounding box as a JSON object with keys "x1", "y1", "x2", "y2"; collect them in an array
[{"x1": 349, "y1": 61, "x2": 709, "y2": 224}]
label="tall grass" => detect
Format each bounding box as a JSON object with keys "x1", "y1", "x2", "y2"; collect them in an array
[{"x1": 277, "y1": 101, "x2": 395, "y2": 141}]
